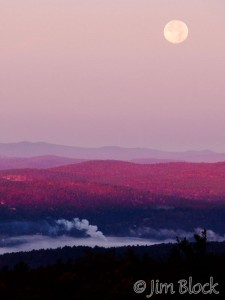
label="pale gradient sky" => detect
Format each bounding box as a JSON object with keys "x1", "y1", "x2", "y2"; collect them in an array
[{"x1": 0, "y1": 0, "x2": 225, "y2": 151}]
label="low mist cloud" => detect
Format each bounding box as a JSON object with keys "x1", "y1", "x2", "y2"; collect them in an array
[
  {"x1": 1, "y1": 217, "x2": 225, "y2": 255},
  {"x1": 0, "y1": 217, "x2": 107, "y2": 240},
  {"x1": 56, "y1": 218, "x2": 106, "y2": 241},
  {"x1": 130, "y1": 226, "x2": 225, "y2": 242},
  {"x1": 130, "y1": 227, "x2": 193, "y2": 240},
  {"x1": 194, "y1": 228, "x2": 225, "y2": 242},
  {"x1": 0, "y1": 235, "x2": 164, "y2": 255}
]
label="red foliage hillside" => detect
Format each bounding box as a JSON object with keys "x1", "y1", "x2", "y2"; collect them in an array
[
  {"x1": 0, "y1": 160, "x2": 225, "y2": 210},
  {"x1": 52, "y1": 161, "x2": 225, "y2": 201}
]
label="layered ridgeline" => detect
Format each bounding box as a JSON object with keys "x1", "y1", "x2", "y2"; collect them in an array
[
  {"x1": 0, "y1": 155, "x2": 85, "y2": 170},
  {"x1": 1, "y1": 142, "x2": 225, "y2": 162},
  {"x1": 0, "y1": 160, "x2": 225, "y2": 236}
]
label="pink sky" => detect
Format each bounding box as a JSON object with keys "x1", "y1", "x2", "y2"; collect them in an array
[{"x1": 0, "y1": 0, "x2": 225, "y2": 151}]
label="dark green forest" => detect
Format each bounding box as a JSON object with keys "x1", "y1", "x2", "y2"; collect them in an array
[{"x1": 0, "y1": 231, "x2": 225, "y2": 299}]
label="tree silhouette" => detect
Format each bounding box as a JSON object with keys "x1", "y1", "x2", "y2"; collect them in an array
[{"x1": 173, "y1": 229, "x2": 208, "y2": 264}]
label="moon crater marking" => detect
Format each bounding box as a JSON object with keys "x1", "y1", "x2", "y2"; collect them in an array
[{"x1": 164, "y1": 20, "x2": 188, "y2": 44}]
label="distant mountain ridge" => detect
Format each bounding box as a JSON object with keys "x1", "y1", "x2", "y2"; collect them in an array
[
  {"x1": 0, "y1": 141, "x2": 225, "y2": 162},
  {"x1": 0, "y1": 155, "x2": 85, "y2": 171}
]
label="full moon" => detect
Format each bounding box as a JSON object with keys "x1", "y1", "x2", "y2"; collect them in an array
[{"x1": 164, "y1": 20, "x2": 188, "y2": 44}]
